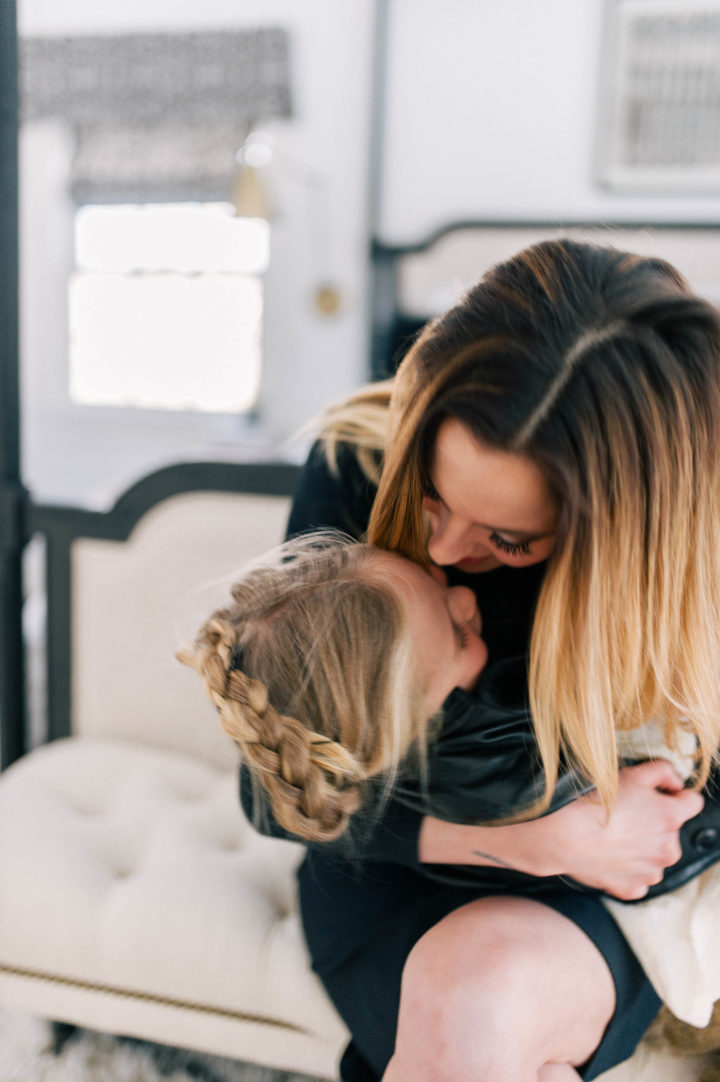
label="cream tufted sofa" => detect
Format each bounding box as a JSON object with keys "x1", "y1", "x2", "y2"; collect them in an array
[{"x1": 0, "y1": 463, "x2": 348, "y2": 1077}]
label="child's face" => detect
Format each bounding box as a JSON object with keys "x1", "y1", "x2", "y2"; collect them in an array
[{"x1": 369, "y1": 552, "x2": 489, "y2": 716}]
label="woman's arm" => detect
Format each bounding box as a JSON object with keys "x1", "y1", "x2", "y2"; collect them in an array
[
  {"x1": 420, "y1": 760, "x2": 705, "y2": 901},
  {"x1": 242, "y1": 758, "x2": 703, "y2": 900}
]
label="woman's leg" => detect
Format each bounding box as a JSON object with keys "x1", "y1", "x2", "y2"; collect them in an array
[{"x1": 383, "y1": 895, "x2": 616, "y2": 1082}]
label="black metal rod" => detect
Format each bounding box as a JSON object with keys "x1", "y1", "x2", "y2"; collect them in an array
[
  {"x1": 367, "y1": 0, "x2": 392, "y2": 378},
  {"x1": 44, "y1": 532, "x2": 73, "y2": 744},
  {"x1": 0, "y1": 0, "x2": 20, "y2": 483},
  {"x1": 0, "y1": 0, "x2": 28, "y2": 769}
]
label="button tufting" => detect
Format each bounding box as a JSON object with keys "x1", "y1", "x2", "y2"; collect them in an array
[{"x1": 692, "y1": 826, "x2": 719, "y2": 851}]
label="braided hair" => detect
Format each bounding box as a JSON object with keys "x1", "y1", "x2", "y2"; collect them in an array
[{"x1": 181, "y1": 535, "x2": 426, "y2": 841}]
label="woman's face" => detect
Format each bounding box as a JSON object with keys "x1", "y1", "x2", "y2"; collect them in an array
[
  {"x1": 422, "y1": 419, "x2": 558, "y2": 573},
  {"x1": 369, "y1": 551, "x2": 489, "y2": 715}
]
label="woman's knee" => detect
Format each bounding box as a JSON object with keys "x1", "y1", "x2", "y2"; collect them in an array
[
  {"x1": 390, "y1": 897, "x2": 614, "y2": 1082},
  {"x1": 392, "y1": 906, "x2": 533, "y2": 1080},
  {"x1": 400, "y1": 896, "x2": 542, "y2": 1023}
]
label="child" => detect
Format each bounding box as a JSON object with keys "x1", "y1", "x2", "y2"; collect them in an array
[{"x1": 180, "y1": 532, "x2": 488, "y2": 842}]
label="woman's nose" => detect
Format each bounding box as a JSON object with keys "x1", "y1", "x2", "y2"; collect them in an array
[{"x1": 427, "y1": 513, "x2": 482, "y2": 566}]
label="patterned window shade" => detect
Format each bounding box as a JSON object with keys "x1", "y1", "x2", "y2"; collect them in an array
[{"x1": 20, "y1": 29, "x2": 292, "y2": 203}]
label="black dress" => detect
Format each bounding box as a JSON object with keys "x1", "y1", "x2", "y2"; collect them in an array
[{"x1": 241, "y1": 441, "x2": 661, "y2": 1082}]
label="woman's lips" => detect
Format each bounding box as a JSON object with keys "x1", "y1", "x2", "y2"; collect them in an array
[{"x1": 455, "y1": 555, "x2": 498, "y2": 572}]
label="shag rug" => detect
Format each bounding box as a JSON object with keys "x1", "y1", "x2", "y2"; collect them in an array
[
  {"x1": 0, "y1": 1006, "x2": 715, "y2": 1082},
  {"x1": 0, "y1": 1008, "x2": 323, "y2": 1082}
]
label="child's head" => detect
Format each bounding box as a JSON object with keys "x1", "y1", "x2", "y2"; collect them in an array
[{"x1": 182, "y1": 534, "x2": 487, "y2": 841}]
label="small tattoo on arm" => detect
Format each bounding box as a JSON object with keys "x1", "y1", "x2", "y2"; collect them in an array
[{"x1": 471, "y1": 849, "x2": 518, "y2": 870}]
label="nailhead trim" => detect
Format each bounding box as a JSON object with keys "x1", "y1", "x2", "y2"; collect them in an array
[{"x1": 0, "y1": 963, "x2": 310, "y2": 1034}]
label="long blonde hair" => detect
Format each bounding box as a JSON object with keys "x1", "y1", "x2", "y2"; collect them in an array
[
  {"x1": 315, "y1": 377, "x2": 394, "y2": 482},
  {"x1": 367, "y1": 239, "x2": 720, "y2": 811},
  {"x1": 180, "y1": 536, "x2": 427, "y2": 841}
]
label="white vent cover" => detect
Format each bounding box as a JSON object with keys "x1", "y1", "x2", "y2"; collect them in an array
[{"x1": 598, "y1": 0, "x2": 720, "y2": 190}]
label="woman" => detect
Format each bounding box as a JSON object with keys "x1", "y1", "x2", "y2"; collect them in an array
[{"x1": 249, "y1": 239, "x2": 719, "y2": 1081}]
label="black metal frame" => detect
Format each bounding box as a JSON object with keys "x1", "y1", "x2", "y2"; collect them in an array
[
  {"x1": 0, "y1": 0, "x2": 27, "y2": 769},
  {"x1": 369, "y1": 219, "x2": 720, "y2": 377},
  {"x1": 25, "y1": 460, "x2": 299, "y2": 747}
]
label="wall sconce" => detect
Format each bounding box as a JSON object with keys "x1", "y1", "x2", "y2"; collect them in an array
[
  {"x1": 232, "y1": 130, "x2": 343, "y2": 316},
  {"x1": 233, "y1": 132, "x2": 275, "y2": 220}
]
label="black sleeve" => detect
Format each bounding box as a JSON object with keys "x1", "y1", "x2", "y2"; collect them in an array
[
  {"x1": 396, "y1": 675, "x2": 593, "y2": 824},
  {"x1": 285, "y1": 440, "x2": 379, "y2": 541},
  {"x1": 236, "y1": 659, "x2": 591, "y2": 870},
  {"x1": 239, "y1": 764, "x2": 425, "y2": 869}
]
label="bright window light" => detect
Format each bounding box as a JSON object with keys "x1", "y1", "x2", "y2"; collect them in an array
[
  {"x1": 75, "y1": 203, "x2": 270, "y2": 274},
  {"x1": 70, "y1": 203, "x2": 268, "y2": 412}
]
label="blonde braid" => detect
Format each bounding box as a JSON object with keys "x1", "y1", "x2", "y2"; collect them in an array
[{"x1": 189, "y1": 612, "x2": 365, "y2": 841}]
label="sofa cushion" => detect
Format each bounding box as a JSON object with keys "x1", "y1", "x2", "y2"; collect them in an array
[{"x1": 0, "y1": 738, "x2": 347, "y2": 1051}]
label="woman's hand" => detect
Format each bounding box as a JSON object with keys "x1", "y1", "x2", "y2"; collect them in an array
[
  {"x1": 545, "y1": 760, "x2": 704, "y2": 899},
  {"x1": 419, "y1": 760, "x2": 704, "y2": 900}
]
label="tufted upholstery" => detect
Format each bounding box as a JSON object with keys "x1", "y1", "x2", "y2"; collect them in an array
[
  {"x1": 0, "y1": 481, "x2": 348, "y2": 1077},
  {"x1": 72, "y1": 489, "x2": 299, "y2": 768},
  {"x1": 0, "y1": 738, "x2": 347, "y2": 1074}
]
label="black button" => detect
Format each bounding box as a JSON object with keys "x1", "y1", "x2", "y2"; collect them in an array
[{"x1": 692, "y1": 827, "x2": 719, "y2": 851}]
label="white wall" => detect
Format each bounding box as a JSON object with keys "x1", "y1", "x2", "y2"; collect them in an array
[
  {"x1": 379, "y1": 0, "x2": 720, "y2": 243},
  {"x1": 19, "y1": 0, "x2": 720, "y2": 505},
  {"x1": 19, "y1": 0, "x2": 376, "y2": 506}
]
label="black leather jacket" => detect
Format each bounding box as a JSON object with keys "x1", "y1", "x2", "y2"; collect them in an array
[
  {"x1": 249, "y1": 439, "x2": 720, "y2": 901},
  {"x1": 395, "y1": 653, "x2": 720, "y2": 901}
]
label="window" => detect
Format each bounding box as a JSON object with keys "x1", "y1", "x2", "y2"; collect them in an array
[{"x1": 69, "y1": 202, "x2": 269, "y2": 413}]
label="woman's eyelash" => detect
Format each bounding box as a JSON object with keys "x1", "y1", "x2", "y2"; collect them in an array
[
  {"x1": 489, "y1": 531, "x2": 532, "y2": 556},
  {"x1": 423, "y1": 487, "x2": 534, "y2": 557},
  {"x1": 452, "y1": 621, "x2": 469, "y2": 648}
]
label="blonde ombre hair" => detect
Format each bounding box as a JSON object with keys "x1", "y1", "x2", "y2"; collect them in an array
[
  {"x1": 367, "y1": 238, "x2": 720, "y2": 812},
  {"x1": 181, "y1": 536, "x2": 428, "y2": 841},
  {"x1": 314, "y1": 377, "x2": 394, "y2": 482}
]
